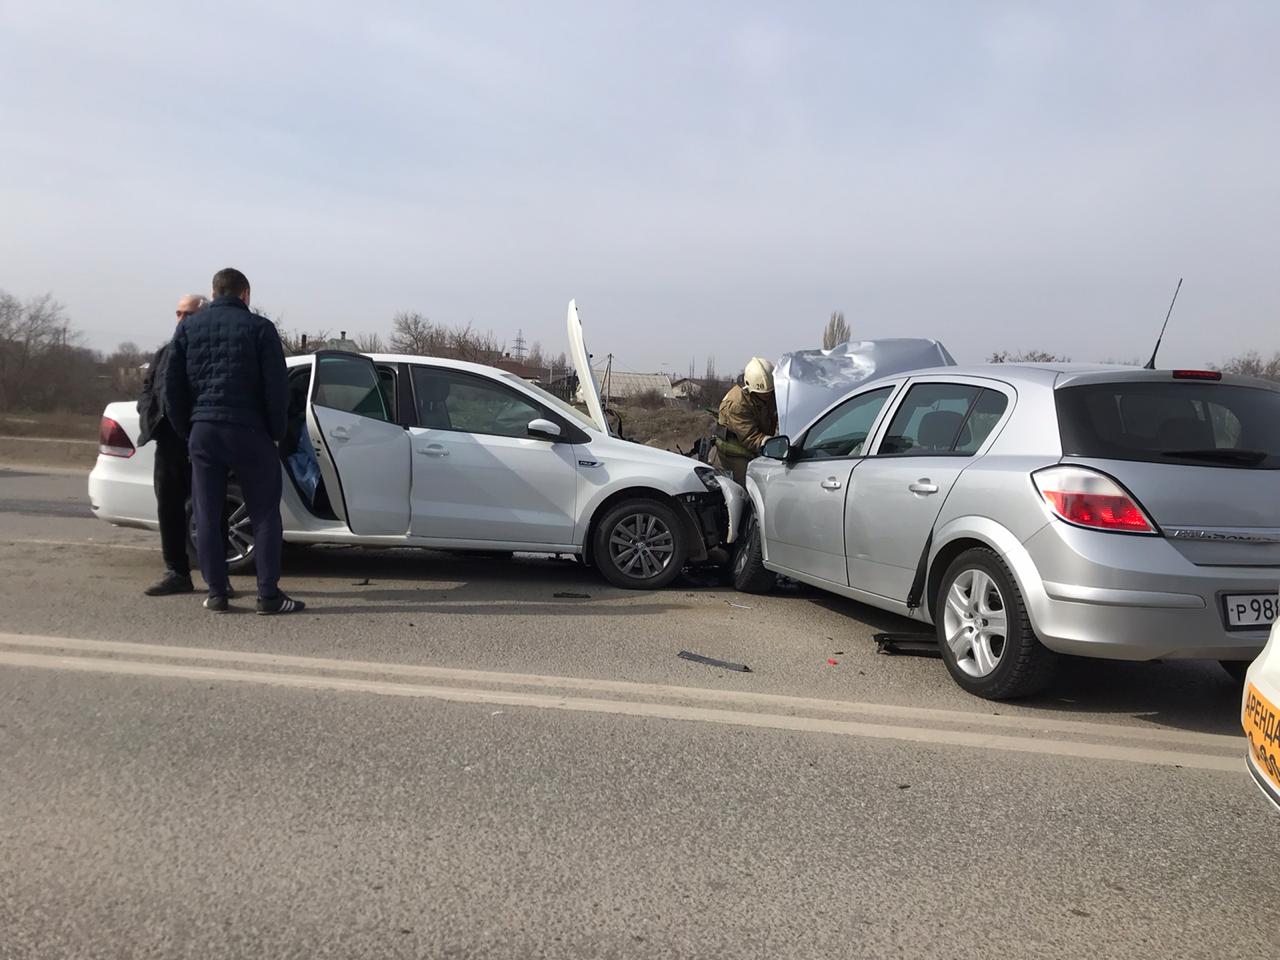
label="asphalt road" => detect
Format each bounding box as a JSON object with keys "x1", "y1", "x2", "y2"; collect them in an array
[{"x1": 0, "y1": 466, "x2": 1275, "y2": 959}]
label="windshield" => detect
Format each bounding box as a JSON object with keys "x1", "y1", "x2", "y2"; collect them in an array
[
  {"x1": 1056, "y1": 380, "x2": 1280, "y2": 469},
  {"x1": 501, "y1": 373, "x2": 599, "y2": 432}
]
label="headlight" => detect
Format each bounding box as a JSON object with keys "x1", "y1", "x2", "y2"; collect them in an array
[{"x1": 695, "y1": 466, "x2": 727, "y2": 491}]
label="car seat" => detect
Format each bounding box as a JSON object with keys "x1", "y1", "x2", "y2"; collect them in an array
[
  {"x1": 917, "y1": 410, "x2": 969, "y2": 452},
  {"x1": 417, "y1": 375, "x2": 453, "y2": 429}
]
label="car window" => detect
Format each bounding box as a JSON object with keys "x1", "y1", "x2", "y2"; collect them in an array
[
  {"x1": 879, "y1": 383, "x2": 981, "y2": 456},
  {"x1": 954, "y1": 389, "x2": 1009, "y2": 454},
  {"x1": 1056, "y1": 381, "x2": 1280, "y2": 469},
  {"x1": 376, "y1": 365, "x2": 397, "y2": 416},
  {"x1": 412, "y1": 366, "x2": 542, "y2": 438},
  {"x1": 312, "y1": 355, "x2": 391, "y2": 422},
  {"x1": 797, "y1": 387, "x2": 894, "y2": 461}
]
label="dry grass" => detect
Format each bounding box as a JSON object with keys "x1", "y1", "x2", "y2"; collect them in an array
[{"x1": 613, "y1": 403, "x2": 716, "y2": 454}]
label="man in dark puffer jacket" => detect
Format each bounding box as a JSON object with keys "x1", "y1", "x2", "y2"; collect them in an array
[{"x1": 164, "y1": 267, "x2": 303, "y2": 615}]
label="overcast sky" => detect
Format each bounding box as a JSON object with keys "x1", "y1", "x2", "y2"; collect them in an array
[{"x1": 2, "y1": 1, "x2": 1277, "y2": 374}]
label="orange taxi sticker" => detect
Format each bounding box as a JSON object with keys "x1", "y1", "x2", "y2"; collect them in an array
[{"x1": 1243, "y1": 683, "x2": 1280, "y2": 798}]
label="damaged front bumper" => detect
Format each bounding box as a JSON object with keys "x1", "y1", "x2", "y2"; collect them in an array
[{"x1": 677, "y1": 474, "x2": 746, "y2": 561}]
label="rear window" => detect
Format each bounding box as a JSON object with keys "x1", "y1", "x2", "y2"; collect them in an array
[{"x1": 1056, "y1": 381, "x2": 1280, "y2": 469}]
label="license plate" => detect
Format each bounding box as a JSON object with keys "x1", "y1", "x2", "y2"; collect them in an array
[
  {"x1": 1222, "y1": 593, "x2": 1280, "y2": 629},
  {"x1": 1243, "y1": 683, "x2": 1280, "y2": 802}
]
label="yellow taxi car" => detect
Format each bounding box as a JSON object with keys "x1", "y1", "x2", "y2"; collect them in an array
[{"x1": 1243, "y1": 617, "x2": 1280, "y2": 811}]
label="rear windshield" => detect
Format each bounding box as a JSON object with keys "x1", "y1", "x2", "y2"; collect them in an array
[{"x1": 1056, "y1": 381, "x2": 1280, "y2": 469}]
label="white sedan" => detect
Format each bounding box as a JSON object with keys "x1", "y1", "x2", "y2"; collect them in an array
[
  {"x1": 1243, "y1": 624, "x2": 1280, "y2": 811},
  {"x1": 89, "y1": 303, "x2": 744, "y2": 589}
]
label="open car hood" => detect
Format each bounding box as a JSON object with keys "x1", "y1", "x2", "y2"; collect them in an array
[
  {"x1": 567, "y1": 299, "x2": 609, "y2": 433},
  {"x1": 775, "y1": 338, "x2": 957, "y2": 436}
]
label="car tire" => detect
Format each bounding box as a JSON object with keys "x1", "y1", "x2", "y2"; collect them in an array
[
  {"x1": 732, "y1": 511, "x2": 776, "y2": 594},
  {"x1": 186, "y1": 484, "x2": 258, "y2": 576},
  {"x1": 1219, "y1": 660, "x2": 1252, "y2": 684},
  {"x1": 592, "y1": 498, "x2": 688, "y2": 590},
  {"x1": 935, "y1": 547, "x2": 1058, "y2": 700}
]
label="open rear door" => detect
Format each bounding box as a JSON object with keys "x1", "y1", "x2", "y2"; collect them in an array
[
  {"x1": 567, "y1": 299, "x2": 608, "y2": 433},
  {"x1": 307, "y1": 352, "x2": 411, "y2": 536}
]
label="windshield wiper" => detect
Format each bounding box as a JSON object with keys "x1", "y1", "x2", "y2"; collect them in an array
[{"x1": 1162, "y1": 448, "x2": 1269, "y2": 465}]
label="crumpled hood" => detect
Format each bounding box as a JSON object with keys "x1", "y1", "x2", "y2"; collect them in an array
[{"x1": 774, "y1": 338, "x2": 956, "y2": 436}]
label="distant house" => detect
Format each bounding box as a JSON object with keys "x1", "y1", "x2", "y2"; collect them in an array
[
  {"x1": 577, "y1": 370, "x2": 673, "y2": 404},
  {"x1": 491, "y1": 357, "x2": 545, "y2": 383},
  {"x1": 670, "y1": 377, "x2": 702, "y2": 399}
]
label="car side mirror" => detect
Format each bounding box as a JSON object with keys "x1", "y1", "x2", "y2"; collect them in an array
[
  {"x1": 762, "y1": 435, "x2": 792, "y2": 461},
  {"x1": 527, "y1": 418, "x2": 563, "y2": 441}
]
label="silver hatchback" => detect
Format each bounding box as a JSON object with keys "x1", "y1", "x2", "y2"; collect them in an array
[{"x1": 736, "y1": 364, "x2": 1280, "y2": 699}]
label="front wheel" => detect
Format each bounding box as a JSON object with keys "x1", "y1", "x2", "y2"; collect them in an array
[
  {"x1": 732, "y1": 512, "x2": 776, "y2": 594},
  {"x1": 935, "y1": 548, "x2": 1058, "y2": 700},
  {"x1": 592, "y1": 498, "x2": 688, "y2": 590},
  {"x1": 187, "y1": 484, "x2": 257, "y2": 575}
]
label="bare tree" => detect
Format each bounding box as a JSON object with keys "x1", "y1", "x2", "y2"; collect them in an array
[
  {"x1": 988, "y1": 349, "x2": 1071, "y2": 363},
  {"x1": 355, "y1": 332, "x2": 386, "y2": 353},
  {"x1": 526, "y1": 340, "x2": 546, "y2": 369},
  {"x1": 822, "y1": 310, "x2": 850, "y2": 350},
  {"x1": 1217, "y1": 350, "x2": 1280, "y2": 382},
  {"x1": 389, "y1": 312, "x2": 437, "y2": 355}
]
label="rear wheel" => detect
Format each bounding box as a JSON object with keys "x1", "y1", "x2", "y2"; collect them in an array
[
  {"x1": 592, "y1": 498, "x2": 688, "y2": 590},
  {"x1": 187, "y1": 484, "x2": 257, "y2": 575},
  {"x1": 935, "y1": 548, "x2": 1057, "y2": 699},
  {"x1": 732, "y1": 511, "x2": 776, "y2": 594}
]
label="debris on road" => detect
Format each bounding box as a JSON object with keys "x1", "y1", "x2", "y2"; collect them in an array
[
  {"x1": 874, "y1": 633, "x2": 941, "y2": 658},
  {"x1": 678, "y1": 650, "x2": 751, "y2": 673},
  {"x1": 352, "y1": 578, "x2": 370, "y2": 586},
  {"x1": 826, "y1": 658, "x2": 839, "y2": 666},
  {"x1": 554, "y1": 591, "x2": 591, "y2": 599},
  {"x1": 726, "y1": 601, "x2": 752, "y2": 609}
]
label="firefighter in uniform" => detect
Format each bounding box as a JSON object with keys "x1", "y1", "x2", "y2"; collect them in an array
[{"x1": 714, "y1": 357, "x2": 779, "y2": 486}]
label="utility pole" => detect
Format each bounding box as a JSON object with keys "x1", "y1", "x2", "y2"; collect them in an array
[
  {"x1": 604, "y1": 353, "x2": 613, "y2": 408},
  {"x1": 513, "y1": 329, "x2": 528, "y2": 361}
]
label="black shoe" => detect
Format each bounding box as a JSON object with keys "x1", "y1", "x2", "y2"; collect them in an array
[
  {"x1": 144, "y1": 572, "x2": 194, "y2": 597},
  {"x1": 257, "y1": 592, "x2": 305, "y2": 616},
  {"x1": 203, "y1": 594, "x2": 229, "y2": 613}
]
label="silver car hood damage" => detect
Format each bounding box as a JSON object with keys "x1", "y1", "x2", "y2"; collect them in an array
[{"x1": 774, "y1": 339, "x2": 956, "y2": 436}]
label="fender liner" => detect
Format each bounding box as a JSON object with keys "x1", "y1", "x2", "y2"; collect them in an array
[{"x1": 906, "y1": 529, "x2": 933, "y2": 610}]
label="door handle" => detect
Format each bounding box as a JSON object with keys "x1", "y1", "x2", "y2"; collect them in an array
[
  {"x1": 417, "y1": 444, "x2": 449, "y2": 457},
  {"x1": 820, "y1": 477, "x2": 842, "y2": 490},
  {"x1": 328, "y1": 426, "x2": 350, "y2": 441},
  {"x1": 909, "y1": 479, "x2": 939, "y2": 495}
]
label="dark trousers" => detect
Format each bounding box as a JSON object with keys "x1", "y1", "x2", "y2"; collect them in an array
[
  {"x1": 153, "y1": 424, "x2": 191, "y2": 577},
  {"x1": 188, "y1": 421, "x2": 283, "y2": 599}
]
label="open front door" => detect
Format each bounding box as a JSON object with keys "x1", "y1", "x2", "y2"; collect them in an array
[{"x1": 307, "y1": 352, "x2": 411, "y2": 536}]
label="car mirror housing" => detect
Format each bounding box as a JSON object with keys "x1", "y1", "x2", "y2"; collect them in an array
[
  {"x1": 762, "y1": 435, "x2": 791, "y2": 461},
  {"x1": 527, "y1": 418, "x2": 563, "y2": 441}
]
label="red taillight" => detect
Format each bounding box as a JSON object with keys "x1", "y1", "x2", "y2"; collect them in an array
[
  {"x1": 98, "y1": 417, "x2": 135, "y2": 458},
  {"x1": 1172, "y1": 369, "x2": 1222, "y2": 381},
  {"x1": 1033, "y1": 466, "x2": 1156, "y2": 534}
]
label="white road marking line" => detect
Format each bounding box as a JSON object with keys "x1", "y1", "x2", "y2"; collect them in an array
[
  {"x1": 0, "y1": 649, "x2": 1241, "y2": 773},
  {"x1": 0, "y1": 632, "x2": 1242, "y2": 755}
]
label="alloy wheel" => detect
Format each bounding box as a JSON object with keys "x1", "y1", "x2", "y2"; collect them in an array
[
  {"x1": 190, "y1": 493, "x2": 255, "y2": 566},
  {"x1": 942, "y1": 567, "x2": 1008, "y2": 678},
  {"x1": 608, "y1": 511, "x2": 675, "y2": 581}
]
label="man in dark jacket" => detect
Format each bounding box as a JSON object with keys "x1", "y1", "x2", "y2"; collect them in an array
[
  {"x1": 164, "y1": 268, "x2": 303, "y2": 615},
  {"x1": 136, "y1": 293, "x2": 208, "y2": 596}
]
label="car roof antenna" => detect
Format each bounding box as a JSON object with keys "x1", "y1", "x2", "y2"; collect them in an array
[{"x1": 1144, "y1": 277, "x2": 1183, "y2": 370}]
